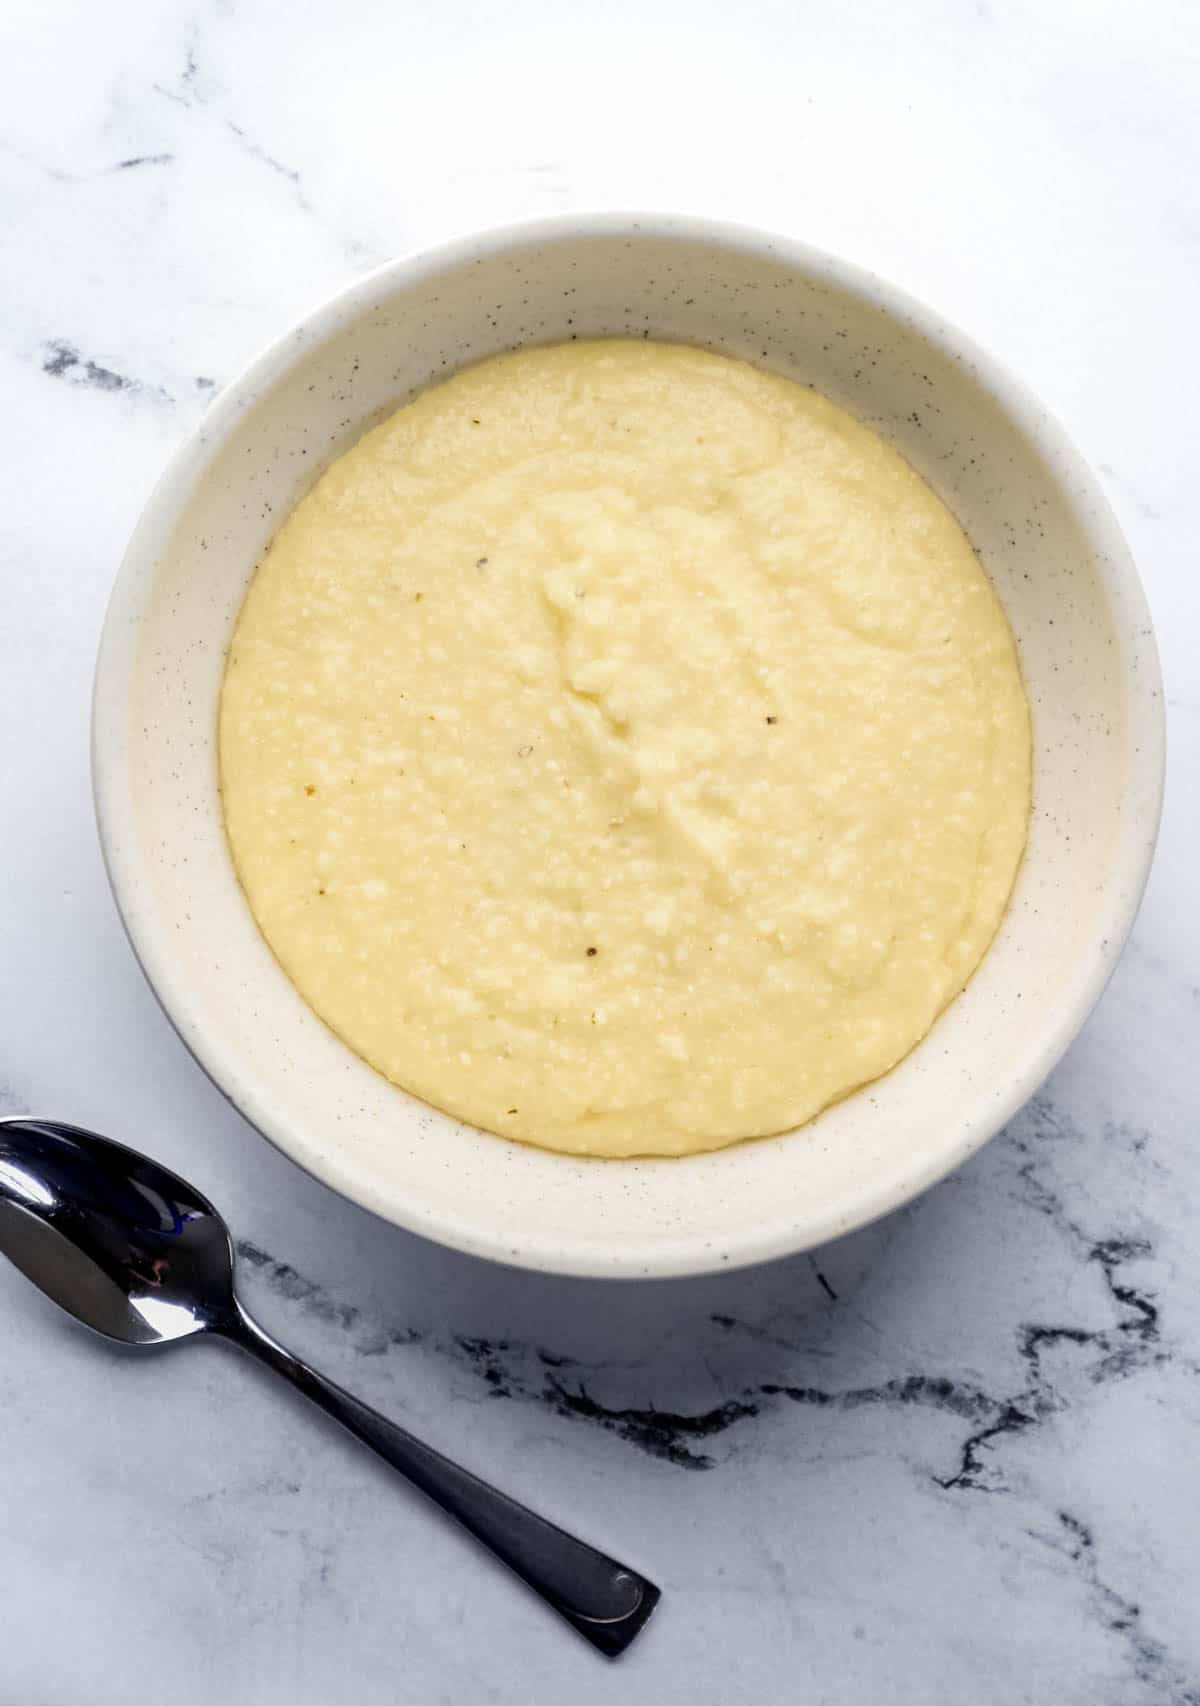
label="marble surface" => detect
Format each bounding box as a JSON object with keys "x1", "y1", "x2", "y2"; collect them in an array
[{"x1": 1, "y1": 2, "x2": 1197, "y2": 1700}]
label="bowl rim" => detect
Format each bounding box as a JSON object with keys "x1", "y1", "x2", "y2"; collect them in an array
[{"x1": 92, "y1": 210, "x2": 1166, "y2": 1278}]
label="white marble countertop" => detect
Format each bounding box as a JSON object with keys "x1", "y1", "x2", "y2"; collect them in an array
[{"x1": 2, "y1": 3, "x2": 1197, "y2": 1700}]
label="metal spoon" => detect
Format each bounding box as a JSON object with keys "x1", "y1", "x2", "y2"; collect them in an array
[{"x1": 0, "y1": 1116, "x2": 659, "y2": 1657}]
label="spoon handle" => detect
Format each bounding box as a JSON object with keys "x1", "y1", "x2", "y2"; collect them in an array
[{"x1": 220, "y1": 1303, "x2": 659, "y2": 1657}]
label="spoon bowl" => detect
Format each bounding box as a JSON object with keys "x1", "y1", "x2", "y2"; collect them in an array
[{"x1": 0, "y1": 1119, "x2": 230, "y2": 1344}]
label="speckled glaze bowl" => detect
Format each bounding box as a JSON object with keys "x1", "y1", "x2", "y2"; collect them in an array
[{"x1": 93, "y1": 214, "x2": 1164, "y2": 1278}]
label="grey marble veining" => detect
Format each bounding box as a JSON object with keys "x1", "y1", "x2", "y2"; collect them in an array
[{"x1": 1, "y1": 3, "x2": 1198, "y2": 1702}]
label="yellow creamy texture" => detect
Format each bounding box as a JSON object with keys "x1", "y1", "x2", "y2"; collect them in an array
[{"x1": 219, "y1": 340, "x2": 1031, "y2": 1157}]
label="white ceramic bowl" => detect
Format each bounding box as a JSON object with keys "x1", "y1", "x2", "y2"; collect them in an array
[{"x1": 93, "y1": 214, "x2": 1164, "y2": 1279}]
